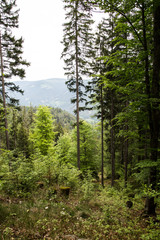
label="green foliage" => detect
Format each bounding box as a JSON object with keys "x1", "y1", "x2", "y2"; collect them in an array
[
  {"x1": 0, "y1": 1, "x2": 159, "y2": 229},
  {"x1": 0, "y1": 148, "x2": 81, "y2": 196},
  {"x1": 32, "y1": 150, "x2": 59, "y2": 186},
  {"x1": 55, "y1": 133, "x2": 71, "y2": 163},
  {"x1": 51, "y1": 107, "x2": 75, "y2": 130},
  {"x1": 0, "y1": 0, "x2": 30, "y2": 107},
  {"x1": 32, "y1": 150, "x2": 80, "y2": 189},
  {"x1": 80, "y1": 170, "x2": 95, "y2": 201},
  {"x1": 0, "y1": 176, "x2": 159, "y2": 239},
  {"x1": 57, "y1": 163, "x2": 80, "y2": 189},
  {"x1": 141, "y1": 218, "x2": 160, "y2": 240},
  {"x1": 142, "y1": 184, "x2": 160, "y2": 199},
  {"x1": 30, "y1": 106, "x2": 55, "y2": 155},
  {"x1": 133, "y1": 158, "x2": 160, "y2": 185},
  {"x1": 0, "y1": 150, "x2": 36, "y2": 197},
  {"x1": 9, "y1": 107, "x2": 31, "y2": 157},
  {"x1": 62, "y1": 0, "x2": 93, "y2": 88},
  {"x1": 69, "y1": 121, "x2": 100, "y2": 172}
]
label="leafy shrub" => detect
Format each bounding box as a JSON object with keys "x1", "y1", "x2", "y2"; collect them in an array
[
  {"x1": 0, "y1": 150, "x2": 36, "y2": 196},
  {"x1": 32, "y1": 150, "x2": 58, "y2": 185},
  {"x1": 80, "y1": 170, "x2": 95, "y2": 201},
  {"x1": 57, "y1": 163, "x2": 80, "y2": 189},
  {"x1": 32, "y1": 151, "x2": 80, "y2": 189}
]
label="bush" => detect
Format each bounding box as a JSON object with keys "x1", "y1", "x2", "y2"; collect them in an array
[
  {"x1": 0, "y1": 150, "x2": 37, "y2": 196},
  {"x1": 57, "y1": 163, "x2": 80, "y2": 189},
  {"x1": 80, "y1": 170, "x2": 95, "y2": 201}
]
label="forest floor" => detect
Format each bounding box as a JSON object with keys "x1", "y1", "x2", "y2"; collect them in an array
[{"x1": 0, "y1": 184, "x2": 160, "y2": 240}]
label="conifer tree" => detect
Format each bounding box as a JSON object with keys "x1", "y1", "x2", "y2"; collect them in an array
[
  {"x1": 62, "y1": 0, "x2": 94, "y2": 169},
  {"x1": 89, "y1": 0, "x2": 159, "y2": 215},
  {"x1": 0, "y1": 0, "x2": 29, "y2": 149},
  {"x1": 86, "y1": 18, "x2": 108, "y2": 186},
  {"x1": 86, "y1": 16, "x2": 119, "y2": 186}
]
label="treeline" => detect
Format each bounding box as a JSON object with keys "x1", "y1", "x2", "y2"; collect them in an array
[
  {"x1": 0, "y1": 106, "x2": 76, "y2": 152},
  {"x1": 0, "y1": 105, "x2": 101, "y2": 196}
]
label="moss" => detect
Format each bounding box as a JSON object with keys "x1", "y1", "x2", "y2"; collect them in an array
[{"x1": 60, "y1": 187, "x2": 70, "y2": 190}]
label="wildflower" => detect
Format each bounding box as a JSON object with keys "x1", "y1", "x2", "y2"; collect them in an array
[{"x1": 60, "y1": 211, "x2": 66, "y2": 216}]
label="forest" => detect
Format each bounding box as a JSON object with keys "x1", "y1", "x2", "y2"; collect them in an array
[{"x1": 0, "y1": 0, "x2": 160, "y2": 239}]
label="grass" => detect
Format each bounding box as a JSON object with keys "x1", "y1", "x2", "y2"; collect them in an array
[{"x1": 0, "y1": 185, "x2": 160, "y2": 240}]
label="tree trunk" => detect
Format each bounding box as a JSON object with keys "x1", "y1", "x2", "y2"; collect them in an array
[
  {"x1": 111, "y1": 89, "x2": 115, "y2": 187},
  {"x1": 101, "y1": 84, "x2": 104, "y2": 187},
  {"x1": 124, "y1": 101, "x2": 129, "y2": 188},
  {"x1": 124, "y1": 128, "x2": 128, "y2": 188},
  {"x1": 0, "y1": 31, "x2": 9, "y2": 150},
  {"x1": 12, "y1": 109, "x2": 17, "y2": 149},
  {"x1": 145, "y1": 0, "x2": 160, "y2": 216},
  {"x1": 75, "y1": 1, "x2": 80, "y2": 170}
]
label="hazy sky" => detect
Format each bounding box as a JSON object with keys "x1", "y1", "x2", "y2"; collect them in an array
[
  {"x1": 14, "y1": 0, "x2": 105, "y2": 81},
  {"x1": 15, "y1": 0, "x2": 65, "y2": 81}
]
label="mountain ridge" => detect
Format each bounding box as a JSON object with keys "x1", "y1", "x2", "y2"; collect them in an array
[{"x1": 10, "y1": 78, "x2": 95, "y2": 121}]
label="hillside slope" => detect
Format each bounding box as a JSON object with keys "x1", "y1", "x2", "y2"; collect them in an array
[{"x1": 11, "y1": 78, "x2": 94, "y2": 121}]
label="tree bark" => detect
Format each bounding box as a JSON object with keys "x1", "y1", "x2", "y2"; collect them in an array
[
  {"x1": 111, "y1": 89, "x2": 115, "y2": 187},
  {"x1": 124, "y1": 100, "x2": 129, "y2": 188},
  {"x1": 75, "y1": 1, "x2": 80, "y2": 170},
  {"x1": 101, "y1": 84, "x2": 104, "y2": 187},
  {"x1": 145, "y1": 0, "x2": 160, "y2": 216},
  {"x1": 0, "y1": 31, "x2": 9, "y2": 150},
  {"x1": 124, "y1": 127, "x2": 128, "y2": 188}
]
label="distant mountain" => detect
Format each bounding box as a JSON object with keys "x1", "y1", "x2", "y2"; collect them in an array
[{"x1": 11, "y1": 78, "x2": 95, "y2": 121}]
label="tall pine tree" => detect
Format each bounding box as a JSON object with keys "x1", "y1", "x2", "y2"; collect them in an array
[
  {"x1": 62, "y1": 0, "x2": 94, "y2": 170},
  {"x1": 86, "y1": 16, "x2": 119, "y2": 186},
  {"x1": 0, "y1": 0, "x2": 29, "y2": 149}
]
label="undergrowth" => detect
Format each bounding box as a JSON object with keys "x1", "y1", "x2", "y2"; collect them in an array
[{"x1": 0, "y1": 183, "x2": 160, "y2": 240}]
